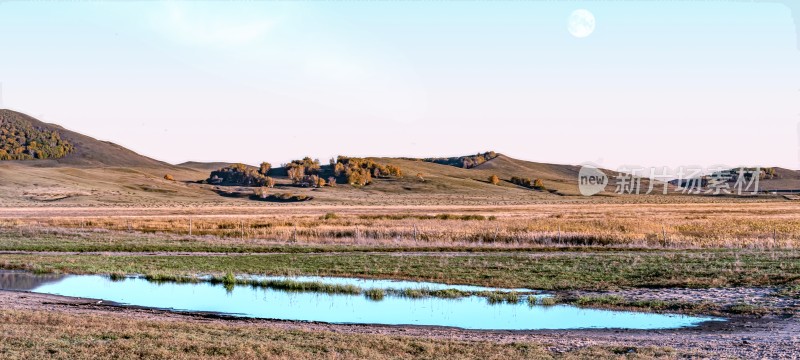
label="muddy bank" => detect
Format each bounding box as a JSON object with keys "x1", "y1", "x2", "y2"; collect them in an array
[
  {"x1": 564, "y1": 287, "x2": 799, "y2": 313},
  {"x1": 1, "y1": 290, "x2": 797, "y2": 359}
]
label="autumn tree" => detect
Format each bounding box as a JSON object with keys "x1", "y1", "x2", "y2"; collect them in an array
[
  {"x1": 287, "y1": 166, "x2": 305, "y2": 184},
  {"x1": 489, "y1": 175, "x2": 500, "y2": 185},
  {"x1": 208, "y1": 164, "x2": 270, "y2": 187},
  {"x1": 259, "y1": 162, "x2": 271, "y2": 176},
  {"x1": 0, "y1": 112, "x2": 75, "y2": 161}
]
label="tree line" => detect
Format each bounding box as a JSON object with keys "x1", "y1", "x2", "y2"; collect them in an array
[
  {"x1": 0, "y1": 117, "x2": 74, "y2": 160},
  {"x1": 207, "y1": 156, "x2": 402, "y2": 188},
  {"x1": 416, "y1": 151, "x2": 498, "y2": 169}
]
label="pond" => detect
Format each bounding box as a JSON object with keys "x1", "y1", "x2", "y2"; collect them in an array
[{"x1": 0, "y1": 271, "x2": 721, "y2": 330}]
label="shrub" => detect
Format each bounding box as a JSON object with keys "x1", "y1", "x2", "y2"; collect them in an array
[
  {"x1": 489, "y1": 174, "x2": 500, "y2": 185},
  {"x1": 251, "y1": 192, "x2": 312, "y2": 202},
  {"x1": 320, "y1": 212, "x2": 338, "y2": 220},
  {"x1": 510, "y1": 176, "x2": 532, "y2": 188},
  {"x1": 327, "y1": 176, "x2": 337, "y2": 187},
  {"x1": 164, "y1": 174, "x2": 175, "y2": 181},
  {"x1": 222, "y1": 272, "x2": 236, "y2": 286},
  {"x1": 510, "y1": 176, "x2": 545, "y2": 190}
]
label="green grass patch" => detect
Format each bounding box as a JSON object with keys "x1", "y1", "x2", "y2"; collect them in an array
[{"x1": 0, "y1": 249, "x2": 798, "y2": 290}]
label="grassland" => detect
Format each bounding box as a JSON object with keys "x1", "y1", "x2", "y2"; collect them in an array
[
  {"x1": 2, "y1": 249, "x2": 797, "y2": 290},
  {"x1": 1, "y1": 202, "x2": 799, "y2": 358},
  {"x1": 2, "y1": 202, "x2": 799, "y2": 249},
  {"x1": 0, "y1": 309, "x2": 683, "y2": 360}
]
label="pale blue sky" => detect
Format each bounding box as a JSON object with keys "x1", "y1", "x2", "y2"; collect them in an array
[{"x1": 1, "y1": 1, "x2": 798, "y2": 169}]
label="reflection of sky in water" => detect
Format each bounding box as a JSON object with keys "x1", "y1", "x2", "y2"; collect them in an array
[
  {"x1": 16, "y1": 274, "x2": 720, "y2": 330},
  {"x1": 243, "y1": 275, "x2": 535, "y2": 293}
]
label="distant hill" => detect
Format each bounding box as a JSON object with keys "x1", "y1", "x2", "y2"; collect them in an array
[
  {"x1": 760, "y1": 167, "x2": 800, "y2": 192},
  {"x1": 1, "y1": 108, "x2": 796, "y2": 205},
  {"x1": 668, "y1": 167, "x2": 800, "y2": 193},
  {"x1": 178, "y1": 161, "x2": 237, "y2": 172},
  {"x1": 0, "y1": 109, "x2": 174, "y2": 168}
]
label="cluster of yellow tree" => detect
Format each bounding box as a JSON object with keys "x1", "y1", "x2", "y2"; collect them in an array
[
  {"x1": 333, "y1": 156, "x2": 402, "y2": 186},
  {"x1": 0, "y1": 118, "x2": 74, "y2": 160},
  {"x1": 284, "y1": 157, "x2": 330, "y2": 187},
  {"x1": 208, "y1": 163, "x2": 275, "y2": 187},
  {"x1": 208, "y1": 156, "x2": 403, "y2": 189}
]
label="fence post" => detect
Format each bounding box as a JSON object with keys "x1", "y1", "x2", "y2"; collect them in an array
[
  {"x1": 240, "y1": 220, "x2": 244, "y2": 240},
  {"x1": 558, "y1": 225, "x2": 562, "y2": 244},
  {"x1": 773, "y1": 228, "x2": 777, "y2": 248},
  {"x1": 413, "y1": 224, "x2": 418, "y2": 242},
  {"x1": 662, "y1": 225, "x2": 668, "y2": 247},
  {"x1": 293, "y1": 225, "x2": 298, "y2": 242},
  {"x1": 189, "y1": 218, "x2": 192, "y2": 236}
]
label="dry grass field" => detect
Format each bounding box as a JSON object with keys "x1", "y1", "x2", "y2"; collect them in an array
[{"x1": 1, "y1": 202, "x2": 797, "y2": 249}]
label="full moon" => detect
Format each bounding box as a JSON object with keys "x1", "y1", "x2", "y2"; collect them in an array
[{"x1": 568, "y1": 9, "x2": 596, "y2": 38}]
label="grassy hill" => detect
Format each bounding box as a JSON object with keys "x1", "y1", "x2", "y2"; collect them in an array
[
  {"x1": 1, "y1": 109, "x2": 796, "y2": 206},
  {"x1": 0, "y1": 110, "x2": 213, "y2": 205},
  {"x1": 178, "y1": 161, "x2": 238, "y2": 172},
  {"x1": 0, "y1": 109, "x2": 173, "y2": 168},
  {"x1": 760, "y1": 168, "x2": 800, "y2": 192}
]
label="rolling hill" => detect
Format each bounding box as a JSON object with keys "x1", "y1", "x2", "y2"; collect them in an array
[
  {"x1": 178, "y1": 161, "x2": 238, "y2": 172},
  {"x1": 0, "y1": 109, "x2": 173, "y2": 168},
  {"x1": 1, "y1": 109, "x2": 796, "y2": 206}
]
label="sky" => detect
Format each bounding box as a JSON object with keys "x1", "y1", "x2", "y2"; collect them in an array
[{"x1": 0, "y1": 0, "x2": 798, "y2": 171}]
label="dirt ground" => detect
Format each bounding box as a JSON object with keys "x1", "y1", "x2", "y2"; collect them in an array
[{"x1": 1, "y1": 290, "x2": 797, "y2": 359}]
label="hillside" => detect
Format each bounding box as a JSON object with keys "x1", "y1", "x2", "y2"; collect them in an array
[
  {"x1": 0, "y1": 109, "x2": 173, "y2": 168},
  {"x1": 760, "y1": 167, "x2": 800, "y2": 192},
  {"x1": 178, "y1": 161, "x2": 238, "y2": 172},
  {"x1": 0, "y1": 109, "x2": 795, "y2": 205},
  {"x1": 0, "y1": 110, "x2": 214, "y2": 205}
]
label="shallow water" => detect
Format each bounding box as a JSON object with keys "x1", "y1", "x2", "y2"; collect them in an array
[
  {"x1": 0, "y1": 271, "x2": 721, "y2": 330},
  {"x1": 241, "y1": 275, "x2": 535, "y2": 293}
]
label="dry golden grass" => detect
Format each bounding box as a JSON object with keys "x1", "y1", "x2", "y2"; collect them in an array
[
  {"x1": 2, "y1": 202, "x2": 798, "y2": 249},
  {"x1": 0, "y1": 310, "x2": 679, "y2": 359}
]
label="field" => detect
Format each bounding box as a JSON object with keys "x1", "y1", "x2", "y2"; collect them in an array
[{"x1": 1, "y1": 200, "x2": 799, "y2": 358}]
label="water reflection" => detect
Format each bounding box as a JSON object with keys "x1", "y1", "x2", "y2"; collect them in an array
[
  {"x1": 0, "y1": 271, "x2": 722, "y2": 330},
  {"x1": 0, "y1": 271, "x2": 66, "y2": 291}
]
